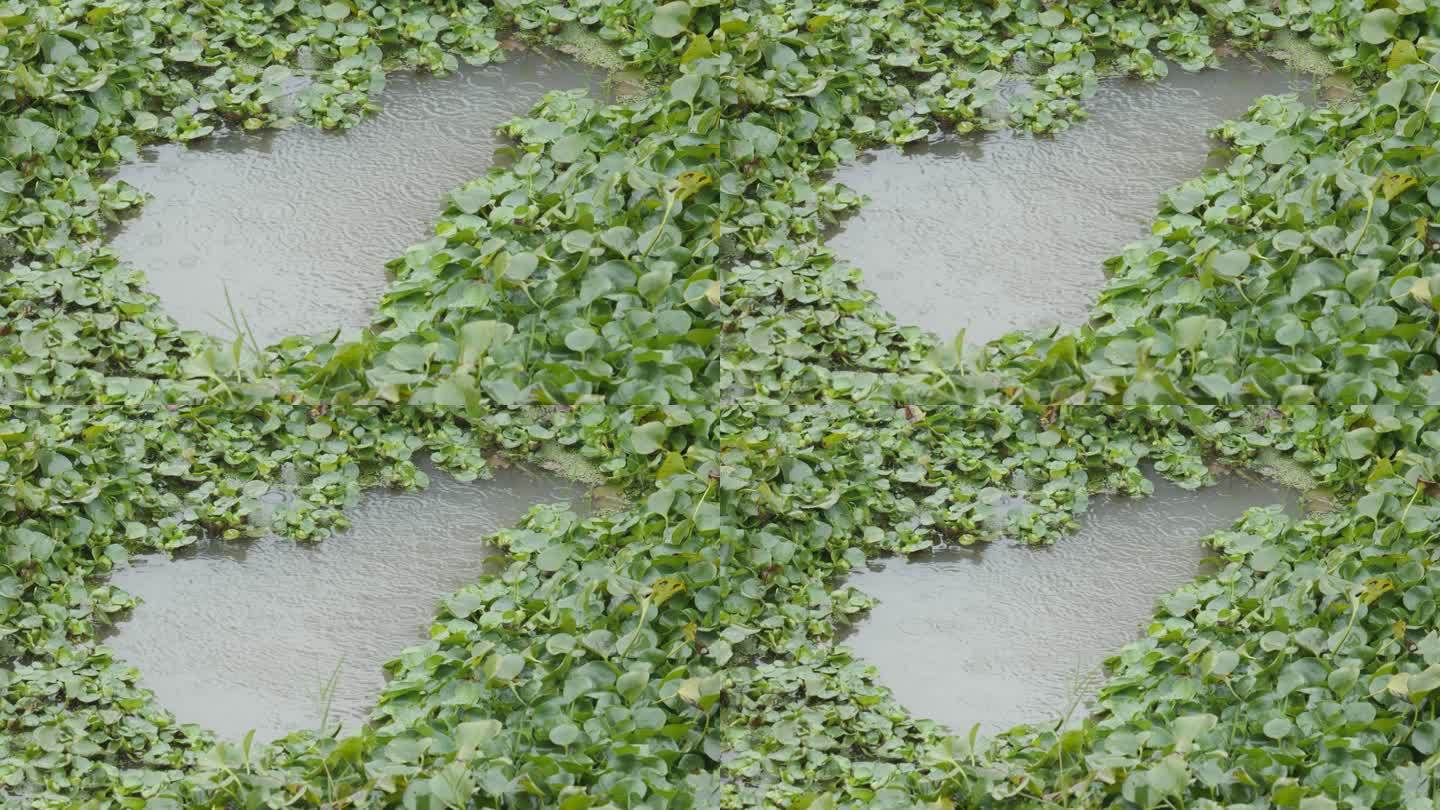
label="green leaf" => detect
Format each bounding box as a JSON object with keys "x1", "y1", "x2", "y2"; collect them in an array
[
  {"x1": 42, "y1": 33, "x2": 78, "y2": 63},
  {"x1": 551, "y1": 133, "x2": 588, "y2": 163},
  {"x1": 549, "y1": 723, "x2": 580, "y2": 746},
  {"x1": 565, "y1": 327, "x2": 599, "y2": 352},
  {"x1": 1262, "y1": 136, "x2": 1300, "y2": 165},
  {"x1": 630, "y1": 422, "x2": 669, "y2": 455},
  {"x1": 1206, "y1": 648, "x2": 1239, "y2": 677},
  {"x1": 483, "y1": 377, "x2": 526, "y2": 407},
  {"x1": 455, "y1": 719, "x2": 502, "y2": 759},
  {"x1": 1346, "y1": 265, "x2": 1379, "y2": 301},
  {"x1": 14, "y1": 528, "x2": 53, "y2": 563},
  {"x1": 671, "y1": 73, "x2": 702, "y2": 104},
  {"x1": 1359, "y1": 9, "x2": 1400, "y2": 45},
  {"x1": 1409, "y1": 664, "x2": 1440, "y2": 700},
  {"x1": 1274, "y1": 322, "x2": 1306, "y2": 347},
  {"x1": 1171, "y1": 714, "x2": 1216, "y2": 753},
  {"x1": 536, "y1": 543, "x2": 570, "y2": 572},
  {"x1": 1388, "y1": 39, "x2": 1421, "y2": 71},
  {"x1": 649, "y1": 2, "x2": 693, "y2": 38},
  {"x1": 487, "y1": 653, "x2": 524, "y2": 682},
  {"x1": 460, "y1": 320, "x2": 514, "y2": 367},
  {"x1": 1211, "y1": 250, "x2": 1250, "y2": 277},
  {"x1": 680, "y1": 34, "x2": 713, "y2": 64},
  {"x1": 1263, "y1": 717, "x2": 1294, "y2": 739},
  {"x1": 1146, "y1": 755, "x2": 1188, "y2": 796},
  {"x1": 451, "y1": 184, "x2": 490, "y2": 214},
  {"x1": 656, "y1": 451, "x2": 687, "y2": 479},
  {"x1": 1341, "y1": 427, "x2": 1378, "y2": 460},
  {"x1": 599, "y1": 226, "x2": 635, "y2": 255},
  {"x1": 502, "y1": 251, "x2": 539, "y2": 281},
  {"x1": 646, "y1": 487, "x2": 676, "y2": 515},
  {"x1": 428, "y1": 762, "x2": 472, "y2": 809},
  {"x1": 1173, "y1": 315, "x2": 1210, "y2": 350},
  {"x1": 1250, "y1": 545, "x2": 1284, "y2": 572},
  {"x1": 1412, "y1": 719, "x2": 1440, "y2": 754}
]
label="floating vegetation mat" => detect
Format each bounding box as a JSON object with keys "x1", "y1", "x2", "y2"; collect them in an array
[{"x1": 2, "y1": 0, "x2": 1438, "y2": 808}]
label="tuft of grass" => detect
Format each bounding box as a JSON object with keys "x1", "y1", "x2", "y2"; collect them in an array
[{"x1": 315, "y1": 659, "x2": 344, "y2": 736}]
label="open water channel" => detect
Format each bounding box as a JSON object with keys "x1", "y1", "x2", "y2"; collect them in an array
[
  {"x1": 110, "y1": 49, "x2": 607, "y2": 345},
  {"x1": 829, "y1": 56, "x2": 1310, "y2": 344},
  {"x1": 844, "y1": 476, "x2": 1299, "y2": 734}
]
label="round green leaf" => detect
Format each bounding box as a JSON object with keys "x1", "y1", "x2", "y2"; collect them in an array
[
  {"x1": 630, "y1": 422, "x2": 669, "y2": 455},
  {"x1": 565, "y1": 327, "x2": 599, "y2": 352},
  {"x1": 649, "y1": 1, "x2": 693, "y2": 37},
  {"x1": 1359, "y1": 9, "x2": 1400, "y2": 45},
  {"x1": 549, "y1": 723, "x2": 580, "y2": 746}
]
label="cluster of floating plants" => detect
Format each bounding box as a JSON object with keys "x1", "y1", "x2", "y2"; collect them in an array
[{"x1": 2, "y1": 0, "x2": 1439, "y2": 807}]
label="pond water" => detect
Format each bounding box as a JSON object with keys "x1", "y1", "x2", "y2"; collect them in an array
[
  {"x1": 829, "y1": 57, "x2": 1311, "y2": 344},
  {"x1": 109, "y1": 50, "x2": 607, "y2": 346},
  {"x1": 103, "y1": 460, "x2": 589, "y2": 742},
  {"x1": 843, "y1": 475, "x2": 1298, "y2": 735}
]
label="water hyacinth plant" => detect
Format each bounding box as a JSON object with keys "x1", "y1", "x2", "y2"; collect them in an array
[{"x1": 3, "y1": 0, "x2": 1440, "y2": 807}]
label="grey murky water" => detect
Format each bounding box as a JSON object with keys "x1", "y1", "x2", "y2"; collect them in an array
[
  {"x1": 110, "y1": 50, "x2": 607, "y2": 345},
  {"x1": 844, "y1": 475, "x2": 1298, "y2": 735},
  {"x1": 830, "y1": 58, "x2": 1311, "y2": 344},
  {"x1": 104, "y1": 460, "x2": 588, "y2": 742}
]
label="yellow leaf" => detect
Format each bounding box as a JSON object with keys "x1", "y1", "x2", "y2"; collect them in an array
[
  {"x1": 1389, "y1": 39, "x2": 1420, "y2": 72},
  {"x1": 1362, "y1": 576, "x2": 1396, "y2": 605},
  {"x1": 1389, "y1": 672, "x2": 1411, "y2": 698},
  {"x1": 704, "y1": 281, "x2": 722, "y2": 306},
  {"x1": 656, "y1": 451, "x2": 687, "y2": 479},
  {"x1": 677, "y1": 677, "x2": 702, "y2": 704},
  {"x1": 679, "y1": 33, "x2": 713, "y2": 64},
  {"x1": 649, "y1": 577, "x2": 686, "y2": 606},
  {"x1": 806, "y1": 14, "x2": 833, "y2": 32},
  {"x1": 1409, "y1": 277, "x2": 1432, "y2": 304},
  {"x1": 1382, "y1": 170, "x2": 1417, "y2": 201},
  {"x1": 675, "y1": 170, "x2": 712, "y2": 200}
]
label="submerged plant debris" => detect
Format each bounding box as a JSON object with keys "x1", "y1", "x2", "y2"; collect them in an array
[{"x1": 2, "y1": 0, "x2": 1440, "y2": 808}]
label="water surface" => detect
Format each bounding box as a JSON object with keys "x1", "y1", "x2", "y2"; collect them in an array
[
  {"x1": 844, "y1": 475, "x2": 1298, "y2": 735},
  {"x1": 110, "y1": 50, "x2": 606, "y2": 345},
  {"x1": 829, "y1": 58, "x2": 1310, "y2": 343},
  {"x1": 104, "y1": 460, "x2": 588, "y2": 742}
]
